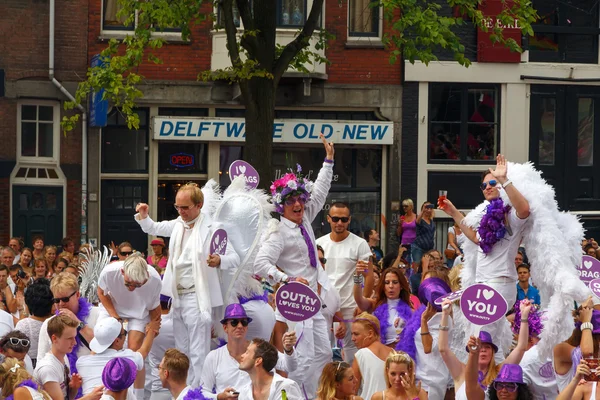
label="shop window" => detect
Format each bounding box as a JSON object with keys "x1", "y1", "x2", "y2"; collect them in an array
[
  {"x1": 19, "y1": 104, "x2": 56, "y2": 160},
  {"x1": 102, "y1": 108, "x2": 149, "y2": 173},
  {"x1": 158, "y1": 142, "x2": 208, "y2": 174},
  {"x1": 534, "y1": 97, "x2": 557, "y2": 166},
  {"x1": 348, "y1": 0, "x2": 380, "y2": 37},
  {"x1": 529, "y1": 0, "x2": 600, "y2": 64},
  {"x1": 313, "y1": 192, "x2": 381, "y2": 238},
  {"x1": 429, "y1": 84, "x2": 500, "y2": 163},
  {"x1": 157, "y1": 180, "x2": 206, "y2": 222}
]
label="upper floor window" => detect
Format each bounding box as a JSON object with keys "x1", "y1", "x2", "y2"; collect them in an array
[
  {"x1": 278, "y1": 0, "x2": 306, "y2": 27},
  {"x1": 348, "y1": 0, "x2": 380, "y2": 37},
  {"x1": 102, "y1": 108, "x2": 149, "y2": 173},
  {"x1": 102, "y1": 0, "x2": 182, "y2": 33},
  {"x1": 429, "y1": 84, "x2": 500, "y2": 163},
  {"x1": 530, "y1": 0, "x2": 600, "y2": 64},
  {"x1": 18, "y1": 103, "x2": 58, "y2": 161}
]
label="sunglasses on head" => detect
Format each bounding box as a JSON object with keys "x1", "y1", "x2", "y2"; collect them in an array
[
  {"x1": 8, "y1": 338, "x2": 30, "y2": 347},
  {"x1": 480, "y1": 180, "x2": 498, "y2": 191},
  {"x1": 493, "y1": 382, "x2": 518, "y2": 392},
  {"x1": 52, "y1": 290, "x2": 77, "y2": 304},
  {"x1": 329, "y1": 216, "x2": 350, "y2": 223},
  {"x1": 229, "y1": 319, "x2": 249, "y2": 327},
  {"x1": 284, "y1": 196, "x2": 307, "y2": 206}
]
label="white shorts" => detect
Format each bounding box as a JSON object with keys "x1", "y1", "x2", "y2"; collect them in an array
[{"x1": 97, "y1": 309, "x2": 150, "y2": 333}]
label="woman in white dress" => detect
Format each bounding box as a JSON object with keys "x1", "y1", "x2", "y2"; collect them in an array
[{"x1": 0, "y1": 357, "x2": 49, "y2": 400}]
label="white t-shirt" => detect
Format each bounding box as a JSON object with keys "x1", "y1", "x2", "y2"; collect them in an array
[
  {"x1": 0, "y1": 309, "x2": 14, "y2": 337},
  {"x1": 475, "y1": 208, "x2": 528, "y2": 282},
  {"x1": 98, "y1": 261, "x2": 162, "y2": 320},
  {"x1": 37, "y1": 307, "x2": 101, "y2": 361},
  {"x1": 522, "y1": 346, "x2": 559, "y2": 400},
  {"x1": 321, "y1": 285, "x2": 341, "y2": 346},
  {"x1": 447, "y1": 226, "x2": 466, "y2": 250},
  {"x1": 34, "y1": 353, "x2": 69, "y2": 400},
  {"x1": 384, "y1": 299, "x2": 406, "y2": 345},
  {"x1": 146, "y1": 312, "x2": 174, "y2": 392},
  {"x1": 316, "y1": 232, "x2": 372, "y2": 314},
  {"x1": 175, "y1": 229, "x2": 195, "y2": 288},
  {"x1": 16, "y1": 317, "x2": 44, "y2": 360},
  {"x1": 76, "y1": 349, "x2": 144, "y2": 395},
  {"x1": 237, "y1": 373, "x2": 302, "y2": 400}
]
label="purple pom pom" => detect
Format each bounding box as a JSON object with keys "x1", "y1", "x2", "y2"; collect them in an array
[{"x1": 477, "y1": 198, "x2": 511, "y2": 255}]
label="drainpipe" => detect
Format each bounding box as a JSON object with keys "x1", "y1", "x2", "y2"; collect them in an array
[{"x1": 49, "y1": 0, "x2": 88, "y2": 244}]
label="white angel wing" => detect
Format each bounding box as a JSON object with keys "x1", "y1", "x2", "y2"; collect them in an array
[{"x1": 78, "y1": 245, "x2": 112, "y2": 304}]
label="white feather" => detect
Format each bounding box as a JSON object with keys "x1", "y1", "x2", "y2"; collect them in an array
[{"x1": 78, "y1": 246, "x2": 112, "y2": 304}]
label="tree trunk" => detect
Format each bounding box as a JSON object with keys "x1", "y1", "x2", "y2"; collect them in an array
[{"x1": 244, "y1": 76, "x2": 275, "y2": 187}]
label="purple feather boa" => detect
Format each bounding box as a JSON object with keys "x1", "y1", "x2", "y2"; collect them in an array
[
  {"x1": 372, "y1": 299, "x2": 413, "y2": 344},
  {"x1": 184, "y1": 387, "x2": 211, "y2": 400},
  {"x1": 5, "y1": 379, "x2": 40, "y2": 400},
  {"x1": 55, "y1": 297, "x2": 92, "y2": 399},
  {"x1": 396, "y1": 305, "x2": 426, "y2": 363},
  {"x1": 477, "y1": 198, "x2": 511, "y2": 254},
  {"x1": 512, "y1": 300, "x2": 543, "y2": 337}
]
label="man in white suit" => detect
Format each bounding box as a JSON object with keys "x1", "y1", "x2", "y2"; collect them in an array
[{"x1": 134, "y1": 182, "x2": 239, "y2": 386}]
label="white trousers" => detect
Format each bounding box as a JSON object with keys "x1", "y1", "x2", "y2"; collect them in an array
[
  {"x1": 172, "y1": 292, "x2": 212, "y2": 387},
  {"x1": 242, "y1": 299, "x2": 276, "y2": 341},
  {"x1": 341, "y1": 308, "x2": 358, "y2": 364},
  {"x1": 288, "y1": 313, "x2": 332, "y2": 400},
  {"x1": 480, "y1": 279, "x2": 517, "y2": 362}
]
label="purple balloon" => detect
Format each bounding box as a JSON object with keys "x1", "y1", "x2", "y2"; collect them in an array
[
  {"x1": 275, "y1": 282, "x2": 322, "y2": 322},
  {"x1": 460, "y1": 284, "x2": 508, "y2": 326},
  {"x1": 209, "y1": 229, "x2": 228, "y2": 255},
  {"x1": 229, "y1": 160, "x2": 260, "y2": 189},
  {"x1": 578, "y1": 255, "x2": 600, "y2": 285}
]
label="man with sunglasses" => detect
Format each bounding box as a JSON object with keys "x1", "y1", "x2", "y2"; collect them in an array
[
  {"x1": 254, "y1": 134, "x2": 334, "y2": 399},
  {"x1": 76, "y1": 317, "x2": 159, "y2": 399},
  {"x1": 316, "y1": 202, "x2": 372, "y2": 364},
  {"x1": 135, "y1": 181, "x2": 240, "y2": 387},
  {"x1": 200, "y1": 304, "x2": 298, "y2": 399}
]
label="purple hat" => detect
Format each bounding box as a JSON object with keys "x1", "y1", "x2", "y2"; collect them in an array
[
  {"x1": 466, "y1": 330, "x2": 498, "y2": 353},
  {"x1": 220, "y1": 303, "x2": 253, "y2": 324},
  {"x1": 102, "y1": 358, "x2": 137, "y2": 392},
  {"x1": 418, "y1": 277, "x2": 451, "y2": 311},
  {"x1": 494, "y1": 364, "x2": 524, "y2": 384},
  {"x1": 591, "y1": 310, "x2": 600, "y2": 335}
]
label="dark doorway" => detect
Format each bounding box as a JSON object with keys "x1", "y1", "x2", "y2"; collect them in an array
[{"x1": 12, "y1": 185, "x2": 63, "y2": 247}]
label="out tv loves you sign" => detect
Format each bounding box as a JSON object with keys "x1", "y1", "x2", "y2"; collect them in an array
[
  {"x1": 275, "y1": 282, "x2": 321, "y2": 322},
  {"x1": 578, "y1": 255, "x2": 600, "y2": 285},
  {"x1": 460, "y1": 284, "x2": 508, "y2": 326}
]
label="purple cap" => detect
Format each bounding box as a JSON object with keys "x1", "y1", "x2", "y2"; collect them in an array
[
  {"x1": 418, "y1": 277, "x2": 451, "y2": 311},
  {"x1": 160, "y1": 294, "x2": 170, "y2": 303},
  {"x1": 592, "y1": 310, "x2": 600, "y2": 335},
  {"x1": 494, "y1": 364, "x2": 524, "y2": 384},
  {"x1": 102, "y1": 358, "x2": 137, "y2": 392},
  {"x1": 466, "y1": 330, "x2": 498, "y2": 353},
  {"x1": 220, "y1": 303, "x2": 253, "y2": 324}
]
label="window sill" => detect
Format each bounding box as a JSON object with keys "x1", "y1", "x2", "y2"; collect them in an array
[
  {"x1": 345, "y1": 39, "x2": 385, "y2": 49},
  {"x1": 98, "y1": 31, "x2": 189, "y2": 44}
]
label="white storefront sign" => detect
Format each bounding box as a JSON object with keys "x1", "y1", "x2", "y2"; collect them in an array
[{"x1": 153, "y1": 117, "x2": 393, "y2": 145}]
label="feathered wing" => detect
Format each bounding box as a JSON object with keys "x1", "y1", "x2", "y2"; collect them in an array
[
  {"x1": 455, "y1": 162, "x2": 587, "y2": 361},
  {"x1": 78, "y1": 246, "x2": 112, "y2": 304},
  {"x1": 213, "y1": 176, "x2": 275, "y2": 304},
  {"x1": 200, "y1": 179, "x2": 222, "y2": 218}
]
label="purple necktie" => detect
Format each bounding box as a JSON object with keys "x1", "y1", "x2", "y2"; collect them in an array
[{"x1": 298, "y1": 223, "x2": 317, "y2": 268}]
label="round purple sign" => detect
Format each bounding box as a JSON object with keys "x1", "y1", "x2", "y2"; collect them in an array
[
  {"x1": 590, "y1": 278, "x2": 600, "y2": 300},
  {"x1": 209, "y1": 229, "x2": 228, "y2": 255},
  {"x1": 459, "y1": 284, "x2": 508, "y2": 326},
  {"x1": 434, "y1": 289, "x2": 465, "y2": 306},
  {"x1": 578, "y1": 255, "x2": 600, "y2": 285},
  {"x1": 275, "y1": 282, "x2": 322, "y2": 322},
  {"x1": 229, "y1": 160, "x2": 260, "y2": 189}
]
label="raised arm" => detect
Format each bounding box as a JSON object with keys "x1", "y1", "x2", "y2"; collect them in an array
[
  {"x1": 353, "y1": 261, "x2": 375, "y2": 312},
  {"x1": 489, "y1": 154, "x2": 530, "y2": 219},
  {"x1": 438, "y1": 300, "x2": 465, "y2": 381},
  {"x1": 420, "y1": 304, "x2": 436, "y2": 354},
  {"x1": 557, "y1": 360, "x2": 589, "y2": 400},
  {"x1": 134, "y1": 203, "x2": 178, "y2": 237},
  {"x1": 304, "y1": 134, "x2": 334, "y2": 222},
  {"x1": 439, "y1": 200, "x2": 478, "y2": 245},
  {"x1": 504, "y1": 299, "x2": 531, "y2": 365},
  {"x1": 579, "y1": 297, "x2": 594, "y2": 358},
  {"x1": 137, "y1": 320, "x2": 159, "y2": 359},
  {"x1": 465, "y1": 337, "x2": 485, "y2": 400}
]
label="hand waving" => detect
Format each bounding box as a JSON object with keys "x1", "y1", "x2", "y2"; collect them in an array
[
  {"x1": 489, "y1": 154, "x2": 508, "y2": 183},
  {"x1": 319, "y1": 133, "x2": 335, "y2": 160}
]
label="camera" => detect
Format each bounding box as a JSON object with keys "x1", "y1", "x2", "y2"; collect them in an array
[{"x1": 16, "y1": 269, "x2": 27, "y2": 280}]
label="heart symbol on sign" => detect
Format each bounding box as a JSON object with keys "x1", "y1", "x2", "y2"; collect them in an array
[
  {"x1": 482, "y1": 289, "x2": 494, "y2": 301},
  {"x1": 214, "y1": 235, "x2": 220, "y2": 246},
  {"x1": 239, "y1": 165, "x2": 247, "y2": 174},
  {"x1": 585, "y1": 261, "x2": 593, "y2": 270}
]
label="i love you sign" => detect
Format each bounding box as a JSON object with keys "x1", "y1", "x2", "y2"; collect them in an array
[{"x1": 460, "y1": 284, "x2": 508, "y2": 326}]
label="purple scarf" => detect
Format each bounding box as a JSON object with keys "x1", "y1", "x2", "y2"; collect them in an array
[
  {"x1": 396, "y1": 305, "x2": 426, "y2": 362},
  {"x1": 55, "y1": 297, "x2": 92, "y2": 399},
  {"x1": 478, "y1": 198, "x2": 511, "y2": 254},
  {"x1": 372, "y1": 299, "x2": 413, "y2": 344},
  {"x1": 5, "y1": 379, "x2": 40, "y2": 400}
]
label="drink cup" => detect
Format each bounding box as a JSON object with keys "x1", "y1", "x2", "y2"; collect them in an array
[
  {"x1": 586, "y1": 357, "x2": 600, "y2": 381},
  {"x1": 438, "y1": 190, "x2": 448, "y2": 208}
]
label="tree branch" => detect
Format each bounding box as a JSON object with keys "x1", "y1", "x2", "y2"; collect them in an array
[
  {"x1": 272, "y1": 0, "x2": 324, "y2": 83},
  {"x1": 222, "y1": 0, "x2": 252, "y2": 104},
  {"x1": 236, "y1": 0, "x2": 260, "y2": 57}
]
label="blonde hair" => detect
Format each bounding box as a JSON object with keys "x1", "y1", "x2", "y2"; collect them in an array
[
  {"x1": 448, "y1": 263, "x2": 463, "y2": 292},
  {"x1": 384, "y1": 351, "x2": 415, "y2": 388},
  {"x1": 353, "y1": 312, "x2": 381, "y2": 338},
  {"x1": 50, "y1": 271, "x2": 80, "y2": 294},
  {"x1": 178, "y1": 182, "x2": 204, "y2": 205},
  {"x1": 0, "y1": 358, "x2": 50, "y2": 399},
  {"x1": 402, "y1": 198, "x2": 414, "y2": 208},
  {"x1": 316, "y1": 362, "x2": 351, "y2": 400},
  {"x1": 122, "y1": 253, "x2": 150, "y2": 283},
  {"x1": 481, "y1": 355, "x2": 500, "y2": 387}
]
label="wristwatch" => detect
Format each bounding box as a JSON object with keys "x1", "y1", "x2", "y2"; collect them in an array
[{"x1": 77, "y1": 321, "x2": 86, "y2": 331}]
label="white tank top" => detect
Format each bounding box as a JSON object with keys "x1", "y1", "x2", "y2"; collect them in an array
[
  {"x1": 553, "y1": 346, "x2": 580, "y2": 392},
  {"x1": 24, "y1": 386, "x2": 44, "y2": 400},
  {"x1": 591, "y1": 382, "x2": 597, "y2": 400},
  {"x1": 356, "y1": 348, "x2": 387, "y2": 400}
]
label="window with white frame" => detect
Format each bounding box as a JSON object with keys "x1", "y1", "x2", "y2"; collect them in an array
[
  {"x1": 102, "y1": 0, "x2": 182, "y2": 33},
  {"x1": 348, "y1": 0, "x2": 379, "y2": 37},
  {"x1": 19, "y1": 104, "x2": 57, "y2": 160},
  {"x1": 278, "y1": 0, "x2": 306, "y2": 27}
]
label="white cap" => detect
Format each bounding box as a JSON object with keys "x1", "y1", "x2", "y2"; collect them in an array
[{"x1": 90, "y1": 317, "x2": 122, "y2": 354}]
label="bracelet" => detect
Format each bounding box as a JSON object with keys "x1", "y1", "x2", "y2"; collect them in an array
[
  {"x1": 439, "y1": 325, "x2": 449, "y2": 331},
  {"x1": 353, "y1": 274, "x2": 364, "y2": 285},
  {"x1": 324, "y1": 158, "x2": 333, "y2": 164},
  {"x1": 420, "y1": 331, "x2": 430, "y2": 336},
  {"x1": 581, "y1": 322, "x2": 594, "y2": 331},
  {"x1": 521, "y1": 320, "x2": 529, "y2": 324},
  {"x1": 502, "y1": 179, "x2": 513, "y2": 188}
]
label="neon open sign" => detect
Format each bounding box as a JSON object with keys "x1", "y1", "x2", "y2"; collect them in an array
[{"x1": 169, "y1": 153, "x2": 194, "y2": 168}]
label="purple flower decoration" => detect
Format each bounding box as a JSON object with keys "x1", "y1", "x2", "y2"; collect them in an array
[
  {"x1": 512, "y1": 300, "x2": 544, "y2": 338},
  {"x1": 477, "y1": 198, "x2": 511, "y2": 255}
]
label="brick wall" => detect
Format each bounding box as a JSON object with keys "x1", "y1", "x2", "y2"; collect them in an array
[
  {"x1": 401, "y1": 82, "x2": 419, "y2": 201},
  {"x1": 0, "y1": 99, "x2": 17, "y2": 161}
]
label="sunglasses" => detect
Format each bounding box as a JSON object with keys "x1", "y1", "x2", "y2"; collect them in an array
[
  {"x1": 173, "y1": 204, "x2": 196, "y2": 211},
  {"x1": 319, "y1": 257, "x2": 327, "y2": 264},
  {"x1": 52, "y1": 290, "x2": 77, "y2": 304},
  {"x1": 120, "y1": 251, "x2": 133, "y2": 256},
  {"x1": 493, "y1": 382, "x2": 518, "y2": 392},
  {"x1": 124, "y1": 280, "x2": 145, "y2": 289},
  {"x1": 229, "y1": 319, "x2": 249, "y2": 327},
  {"x1": 7, "y1": 338, "x2": 30, "y2": 347},
  {"x1": 329, "y1": 216, "x2": 350, "y2": 223},
  {"x1": 284, "y1": 196, "x2": 307, "y2": 206},
  {"x1": 480, "y1": 180, "x2": 498, "y2": 191}
]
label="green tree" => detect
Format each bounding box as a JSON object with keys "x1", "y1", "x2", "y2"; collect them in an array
[{"x1": 64, "y1": 0, "x2": 537, "y2": 184}]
